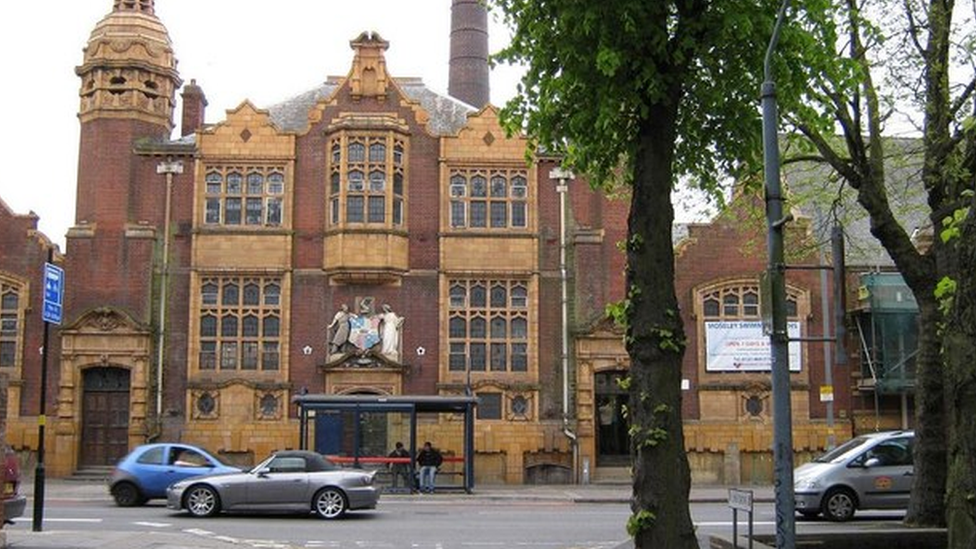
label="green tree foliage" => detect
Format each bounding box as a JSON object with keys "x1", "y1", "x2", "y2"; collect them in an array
[
  {"x1": 781, "y1": 0, "x2": 976, "y2": 533},
  {"x1": 488, "y1": 1, "x2": 834, "y2": 546}
]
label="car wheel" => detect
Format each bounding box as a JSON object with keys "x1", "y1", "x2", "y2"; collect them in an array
[
  {"x1": 184, "y1": 485, "x2": 221, "y2": 518},
  {"x1": 821, "y1": 487, "x2": 857, "y2": 522},
  {"x1": 313, "y1": 487, "x2": 347, "y2": 519},
  {"x1": 111, "y1": 482, "x2": 145, "y2": 507}
]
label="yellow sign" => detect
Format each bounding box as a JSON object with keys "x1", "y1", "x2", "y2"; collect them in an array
[{"x1": 819, "y1": 386, "x2": 834, "y2": 402}]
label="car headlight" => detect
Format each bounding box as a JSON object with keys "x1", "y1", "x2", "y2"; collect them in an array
[{"x1": 794, "y1": 479, "x2": 821, "y2": 491}]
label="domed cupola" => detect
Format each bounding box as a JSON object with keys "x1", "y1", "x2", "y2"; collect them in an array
[{"x1": 76, "y1": 0, "x2": 182, "y2": 131}]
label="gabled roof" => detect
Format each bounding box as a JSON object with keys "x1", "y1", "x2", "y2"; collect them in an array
[{"x1": 264, "y1": 77, "x2": 475, "y2": 135}]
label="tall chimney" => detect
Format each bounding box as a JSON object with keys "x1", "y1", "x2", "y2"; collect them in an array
[
  {"x1": 180, "y1": 79, "x2": 207, "y2": 137},
  {"x1": 448, "y1": 0, "x2": 490, "y2": 108}
]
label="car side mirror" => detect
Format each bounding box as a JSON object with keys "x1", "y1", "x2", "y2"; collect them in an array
[
  {"x1": 864, "y1": 457, "x2": 881, "y2": 468},
  {"x1": 256, "y1": 467, "x2": 271, "y2": 477}
]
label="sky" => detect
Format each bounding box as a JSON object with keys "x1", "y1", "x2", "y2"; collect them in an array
[
  {"x1": 0, "y1": 1, "x2": 716, "y2": 251},
  {"x1": 0, "y1": 1, "x2": 527, "y2": 249}
]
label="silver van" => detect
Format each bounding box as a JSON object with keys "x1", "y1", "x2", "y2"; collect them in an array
[{"x1": 794, "y1": 430, "x2": 914, "y2": 521}]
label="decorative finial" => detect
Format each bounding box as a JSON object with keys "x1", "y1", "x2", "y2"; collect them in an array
[{"x1": 113, "y1": 0, "x2": 154, "y2": 15}]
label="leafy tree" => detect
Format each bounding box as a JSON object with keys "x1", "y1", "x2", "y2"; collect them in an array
[
  {"x1": 488, "y1": 1, "x2": 831, "y2": 546},
  {"x1": 782, "y1": 0, "x2": 976, "y2": 532}
]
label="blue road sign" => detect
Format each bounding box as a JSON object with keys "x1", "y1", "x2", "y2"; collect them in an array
[{"x1": 42, "y1": 263, "x2": 64, "y2": 325}]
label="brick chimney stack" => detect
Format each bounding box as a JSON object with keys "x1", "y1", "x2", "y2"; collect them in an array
[
  {"x1": 448, "y1": 0, "x2": 490, "y2": 108},
  {"x1": 180, "y1": 79, "x2": 207, "y2": 137}
]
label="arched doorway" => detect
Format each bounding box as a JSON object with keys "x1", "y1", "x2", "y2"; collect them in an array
[
  {"x1": 594, "y1": 370, "x2": 629, "y2": 466},
  {"x1": 80, "y1": 367, "x2": 130, "y2": 466}
]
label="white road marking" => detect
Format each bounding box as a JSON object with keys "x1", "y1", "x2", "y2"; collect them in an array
[
  {"x1": 133, "y1": 521, "x2": 171, "y2": 527},
  {"x1": 12, "y1": 518, "x2": 101, "y2": 523},
  {"x1": 695, "y1": 521, "x2": 776, "y2": 527}
]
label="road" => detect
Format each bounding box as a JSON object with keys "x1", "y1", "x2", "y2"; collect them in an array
[{"x1": 7, "y1": 494, "x2": 909, "y2": 549}]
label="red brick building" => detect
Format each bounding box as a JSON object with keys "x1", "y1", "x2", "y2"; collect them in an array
[{"x1": 1, "y1": 0, "x2": 903, "y2": 485}]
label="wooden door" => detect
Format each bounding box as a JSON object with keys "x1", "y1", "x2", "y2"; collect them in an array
[{"x1": 80, "y1": 367, "x2": 130, "y2": 466}]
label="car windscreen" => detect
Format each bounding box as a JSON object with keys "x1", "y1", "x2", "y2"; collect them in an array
[{"x1": 813, "y1": 436, "x2": 871, "y2": 463}]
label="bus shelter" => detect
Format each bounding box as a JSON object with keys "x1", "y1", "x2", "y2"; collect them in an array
[{"x1": 293, "y1": 394, "x2": 478, "y2": 493}]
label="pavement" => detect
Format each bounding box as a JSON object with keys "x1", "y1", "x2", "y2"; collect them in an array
[{"x1": 1, "y1": 478, "x2": 776, "y2": 549}]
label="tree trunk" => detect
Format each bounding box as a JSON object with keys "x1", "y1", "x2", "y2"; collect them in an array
[
  {"x1": 903, "y1": 293, "x2": 949, "y2": 527},
  {"x1": 625, "y1": 108, "x2": 696, "y2": 549},
  {"x1": 944, "y1": 213, "x2": 976, "y2": 547}
]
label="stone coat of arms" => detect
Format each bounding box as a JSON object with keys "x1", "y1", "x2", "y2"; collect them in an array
[
  {"x1": 348, "y1": 314, "x2": 381, "y2": 351},
  {"x1": 327, "y1": 303, "x2": 404, "y2": 363}
]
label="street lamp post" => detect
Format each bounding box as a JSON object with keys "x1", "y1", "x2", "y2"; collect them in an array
[
  {"x1": 761, "y1": 1, "x2": 796, "y2": 547},
  {"x1": 549, "y1": 167, "x2": 578, "y2": 482},
  {"x1": 154, "y1": 160, "x2": 183, "y2": 429}
]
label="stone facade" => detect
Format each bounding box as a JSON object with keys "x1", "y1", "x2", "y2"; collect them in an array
[{"x1": 0, "y1": 1, "x2": 904, "y2": 485}]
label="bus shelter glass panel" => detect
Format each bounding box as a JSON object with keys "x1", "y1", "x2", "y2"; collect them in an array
[{"x1": 314, "y1": 409, "x2": 411, "y2": 463}]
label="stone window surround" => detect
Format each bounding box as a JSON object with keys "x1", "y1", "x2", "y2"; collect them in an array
[
  {"x1": 201, "y1": 164, "x2": 287, "y2": 228},
  {"x1": 447, "y1": 278, "x2": 530, "y2": 375},
  {"x1": 194, "y1": 274, "x2": 285, "y2": 376},
  {"x1": 328, "y1": 132, "x2": 407, "y2": 229},
  {"x1": 693, "y1": 277, "x2": 811, "y2": 385},
  {"x1": 0, "y1": 276, "x2": 27, "y2": 372},
  {"x1": 447, "y1": 167, "x2": 529, "y2": 231}
]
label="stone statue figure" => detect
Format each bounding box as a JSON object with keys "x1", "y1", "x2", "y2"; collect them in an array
[
  {"x1": 379, "y1": 304, "x2": 404, "y2": 360},
  {"x1": 328, "y1": 304, "x2": 351, "y2": 356}
]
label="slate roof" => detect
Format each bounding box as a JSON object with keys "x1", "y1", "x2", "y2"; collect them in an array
[
  {"x1": 782, "y1": 138, "x2": 931, "y2": 269},
  {"x1": 265, "y1": 77, "x2": 475, "y2": 135}
]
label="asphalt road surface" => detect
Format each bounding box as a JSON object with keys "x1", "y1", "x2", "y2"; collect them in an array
[{"x1": 8, "y1": 495, "x2": 909, "y2": 549}]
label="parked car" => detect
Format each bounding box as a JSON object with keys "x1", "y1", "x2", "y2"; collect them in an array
[
  {"x1": 1, "y1": 444, "x2": 26, "y2": 524},
  {"x1": 166, "y1": 450, "x2": 379, "y2": 519},
  {"x1": 794, "y1": 430, "x2": 915, "y2": 521},
  {"x1": 109, "y1": 443, "x2": 242, "y2": 507}
]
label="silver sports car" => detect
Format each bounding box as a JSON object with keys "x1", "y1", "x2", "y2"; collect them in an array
[{"x1": 166, "y1": 450, "x2": 379, "y2": 519}]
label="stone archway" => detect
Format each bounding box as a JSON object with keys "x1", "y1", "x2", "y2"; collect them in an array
[{"x1": 57, "y1": 307, "x2": 151, "y2": 475}]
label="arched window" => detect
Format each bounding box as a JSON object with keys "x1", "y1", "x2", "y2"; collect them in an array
[
  {"x1": 0, "y1": 281, "x2": 24, "y2": 369},
  {"x1": 699, "y1": 282, "x2": 804, "y2": 373}
]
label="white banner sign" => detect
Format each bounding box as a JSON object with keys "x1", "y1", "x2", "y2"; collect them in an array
[{"x1": 705, "y1": 321, "x2": 802, "y2": 372}]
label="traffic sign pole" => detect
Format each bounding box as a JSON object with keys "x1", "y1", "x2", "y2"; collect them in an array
[{"x1": 32, "y1": 251, "x2": 61, "y2": 532}]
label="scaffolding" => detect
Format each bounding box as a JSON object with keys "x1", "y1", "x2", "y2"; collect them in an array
[{"x1": 853, "y1": 272, "x2": 919, "y2": 395}]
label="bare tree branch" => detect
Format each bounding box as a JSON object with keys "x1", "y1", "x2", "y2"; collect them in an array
[{"x1": 903, "y1": 0, "x2": 927, "y2": 56}]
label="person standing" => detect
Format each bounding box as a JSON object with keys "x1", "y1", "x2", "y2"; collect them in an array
[
  {"x1": 387, "y1": 441, "x2": 412, "y2": 491},
  {"x1": 416, "y1": 441, "x2": 443, "y2": 494}
]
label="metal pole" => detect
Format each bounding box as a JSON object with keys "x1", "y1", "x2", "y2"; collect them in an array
[
  {"x1": 550, "y1": 167, "x2": 578, "y2": 481},
  {"x1": 154, "y1": 160, "x2": 182, "y2": 429},
  {"x1": 733, "y1": 508, "x2": 739, "y2": 549},
  {"x1": 818, "y1": 242, "x2": 836, "y2": 450},
  {"x1": 762, "y1": 1, "x2": 796, "y2": 547},
  {"x1": 32, "y1": 248, "x2": 54, "y2": 532}
]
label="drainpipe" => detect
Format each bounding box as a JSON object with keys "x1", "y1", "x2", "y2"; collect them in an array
[
  {"x1": 550, "y1": 167, "x2": 578, "y2": 482},
  {"x1": 152, "y1": 159, "x2": 183, "y2": 439}
]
